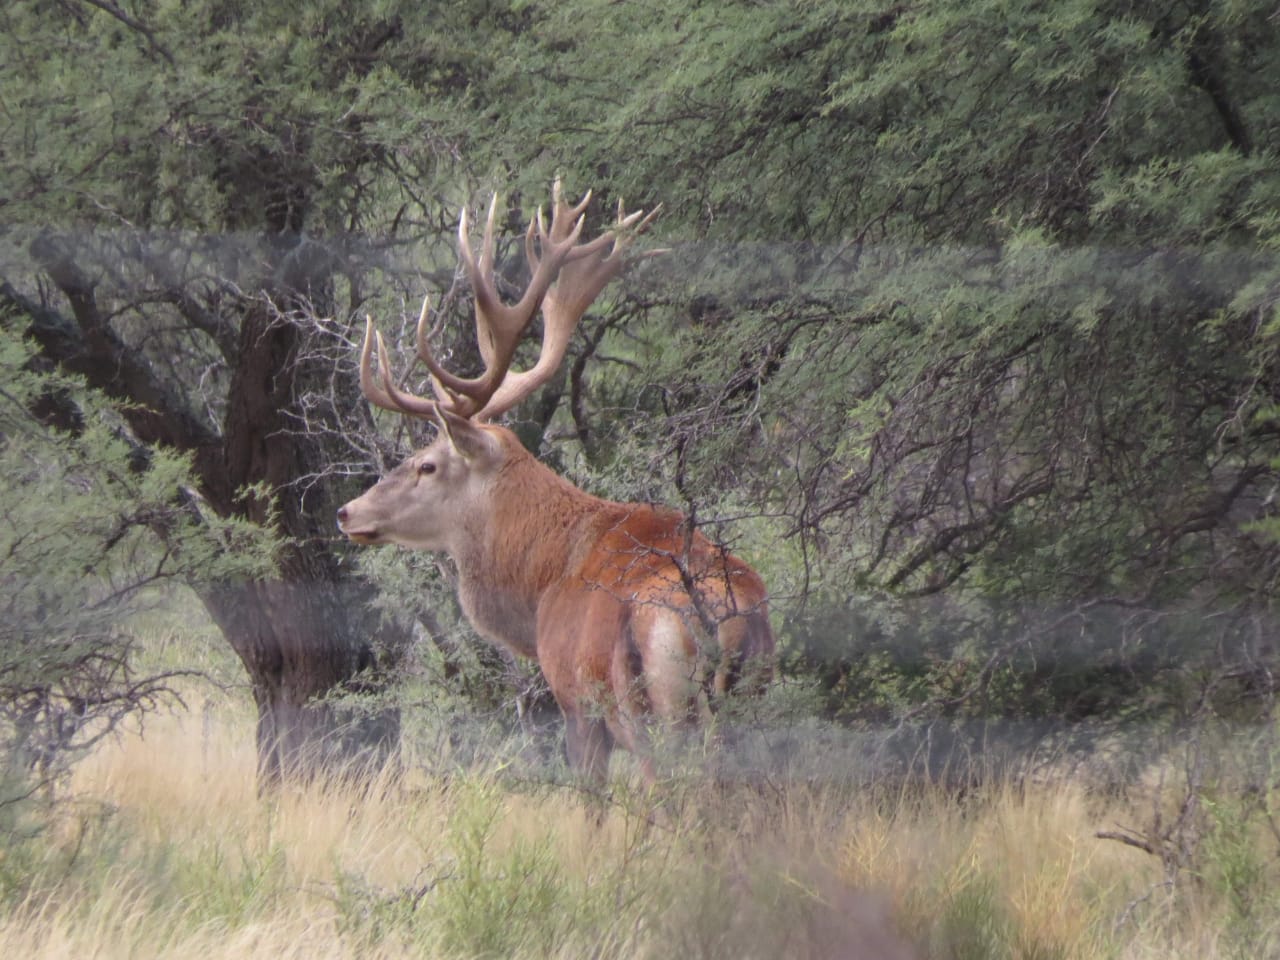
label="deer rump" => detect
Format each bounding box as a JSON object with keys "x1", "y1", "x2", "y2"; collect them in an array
[{"x1": 533, "y1": 505, "x2": 773, "y2": 776}]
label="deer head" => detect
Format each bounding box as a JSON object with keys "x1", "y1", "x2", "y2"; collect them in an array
[{"x1": 336, "y1": 181, "x2": 660, "y2": 552}]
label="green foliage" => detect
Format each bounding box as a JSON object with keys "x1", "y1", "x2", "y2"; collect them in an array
[
  {"x1": 1202, "y1": 794, "x2": 1272, "y2": 944},
  {"x1": 444, "y1": 0, "x2": 1278, "y2": 586},
  {"x1": 356, "y1": 546, "x2": 543, "y2": 724},
  {"x1": 0, "y1": 311, "x2": 275, "y2": 799},
  {"x1": 476, "y1": 0, "x2": 1280, "y2": 731},
  {"x1": 0, "y1": 0, "x2": 502, "y2": 780},
  {"x1": 3, "y1": 0, "x2": 469, "y2": 233},
  {"x1": 433, "y1": 781, "x2": 569, "y2": 958},
  {"x1": 932, "y1": 874, "x2": 1013, "y2": 960},
  {"x1": 6, "y1": 0, "x2": 1280, "y2": 753}
]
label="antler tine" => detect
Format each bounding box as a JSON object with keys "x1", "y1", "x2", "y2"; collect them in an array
[
  {"x1": 563, "y1": 198, "x2": 664, "y2": 263},
  {"x1": 358, "y1": 314, "x2": 441, "y2": 419},
  {"x1": 359, "y1": 316, "x2": 398, "y2": 413},
  {"x1": 431, "y1": 190, "x2": 586, "y2": 417},
  {"x1": 472, "y1": 194, "x2": 663, "y2": 422},
  {"x1": 524, "y1": 177, "x2": 592, "y2": 272},
  {"x1": 477, "y1": 194, "x2": 499, "y2": 290},
  {"x1": 412, "y1": 294, "x2": 460, "y2": 408},
  {"x1": 363, "y1": 182, "x2": 662, "y2": 426},
  {"x1": 549, "y1": 177, "x2": 593, "y2": 239},
  {"x1": 526, "y1": 204, "x2": 588, "y2": 274},
  {"x1": 374, "y1": 328, "x2": 440, "y2": 417},
  {"x1": 456, "y1": 200, "x2": 500, "y2": 354}
]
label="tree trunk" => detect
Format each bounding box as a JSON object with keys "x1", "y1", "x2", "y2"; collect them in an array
[
  {"x1": 200, "y1": 580, "x2": 399, "y2": 787},
  {"x1": 17, "y1": 235, "x2": 408, "y2": 788},
  {"x1": 209, "y1": 293, "x2": 404, "y2": 787}
]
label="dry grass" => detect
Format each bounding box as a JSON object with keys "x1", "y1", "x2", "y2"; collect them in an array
[{"x1": 2, "y1": 690, "x2": 1277, "y2": 959}]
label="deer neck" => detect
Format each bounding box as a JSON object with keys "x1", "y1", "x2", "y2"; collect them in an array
[{"x1": 449, "y1": 448, "x2": 610, "y2": 659}]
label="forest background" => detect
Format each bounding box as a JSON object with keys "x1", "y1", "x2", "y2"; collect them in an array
[{"x1": 2, "y1": 1, "x2": 1279, "y2": 956}]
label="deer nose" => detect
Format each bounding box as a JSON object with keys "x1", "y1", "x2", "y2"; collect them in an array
[{"x1": 336, "y1": 505, "x2": 349, "y2": 528}]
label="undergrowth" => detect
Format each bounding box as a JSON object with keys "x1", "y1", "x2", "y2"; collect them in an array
[{"x1": 1, "y1": 621, "x2": 1278, "y2": 959}]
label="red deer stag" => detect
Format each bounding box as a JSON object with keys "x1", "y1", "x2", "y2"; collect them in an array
[{"x1": 336, "y1": 182, "x2": 775, "y2": 785}]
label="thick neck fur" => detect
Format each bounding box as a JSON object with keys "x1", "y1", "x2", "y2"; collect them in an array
[{"x1": 448, "y1": 428, "x2": 619, "y2": 658}]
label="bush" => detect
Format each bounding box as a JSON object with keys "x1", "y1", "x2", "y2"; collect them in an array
[{"x1": 0, "y1": 311, "x2": 274, "y2": 810}]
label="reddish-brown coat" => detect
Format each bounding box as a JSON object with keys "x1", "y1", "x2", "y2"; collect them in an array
[
  {"x1": 338, "y1": 183, "x2": 773, "y2": 783},
  {"x1": 339, "y1": 423, "x2": 774, "y2": 783}
]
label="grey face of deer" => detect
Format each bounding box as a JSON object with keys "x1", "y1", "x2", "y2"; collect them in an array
[{"x1": 336, "y1": 424, "x2": 500, "y2": 552}]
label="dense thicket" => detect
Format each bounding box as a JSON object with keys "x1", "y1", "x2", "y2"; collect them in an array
[
  {"x1": 2, "y1": 0, "x2": 1278, "y2": 777},
  {"x1": 444, "y1": 0, "x2": 1280, "y2": 729},
  {"x1": 0, "y1": 310, "x2": 273, "y2": 810}
]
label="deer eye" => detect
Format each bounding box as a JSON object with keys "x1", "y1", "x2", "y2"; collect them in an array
[{"x1": 418, "y1": 461, "x2": 437, "y2": 476}]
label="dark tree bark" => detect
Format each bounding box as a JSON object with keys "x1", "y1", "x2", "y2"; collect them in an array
[
  {"x1": 200, "y1": 579, "x2": 396, "y2": 787},
  {"x1": 202, "y1": 290, "x2": 400, "y2": 787}
]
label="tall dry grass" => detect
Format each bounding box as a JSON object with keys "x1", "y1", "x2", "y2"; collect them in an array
[{"x1": 2, "y1": 687, "x2": 1277, "y2": 959}]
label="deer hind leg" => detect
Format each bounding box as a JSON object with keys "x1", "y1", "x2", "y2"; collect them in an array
[
  {"x1": 702, "y1": 612, "x2": 773, "y2": 789},
  {"x1": 610, "y1": 609, "x2": 710, "y2": 783},
  {"x1": 563, "y1": 710, "x2": 613, "y2": 789}
]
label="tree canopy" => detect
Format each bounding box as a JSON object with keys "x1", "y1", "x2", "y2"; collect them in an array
[{"x1": 2, "y1": 0, "x2": 1278, "y2": 769}]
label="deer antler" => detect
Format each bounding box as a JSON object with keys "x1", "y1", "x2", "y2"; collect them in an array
[{"x1": 360, "y1": 180, "x2": 660, "y2": 423}]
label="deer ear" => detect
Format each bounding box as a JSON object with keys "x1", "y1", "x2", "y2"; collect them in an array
[{"x1": 433, "y1": 407, "x2": 497, "y2": 462}]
